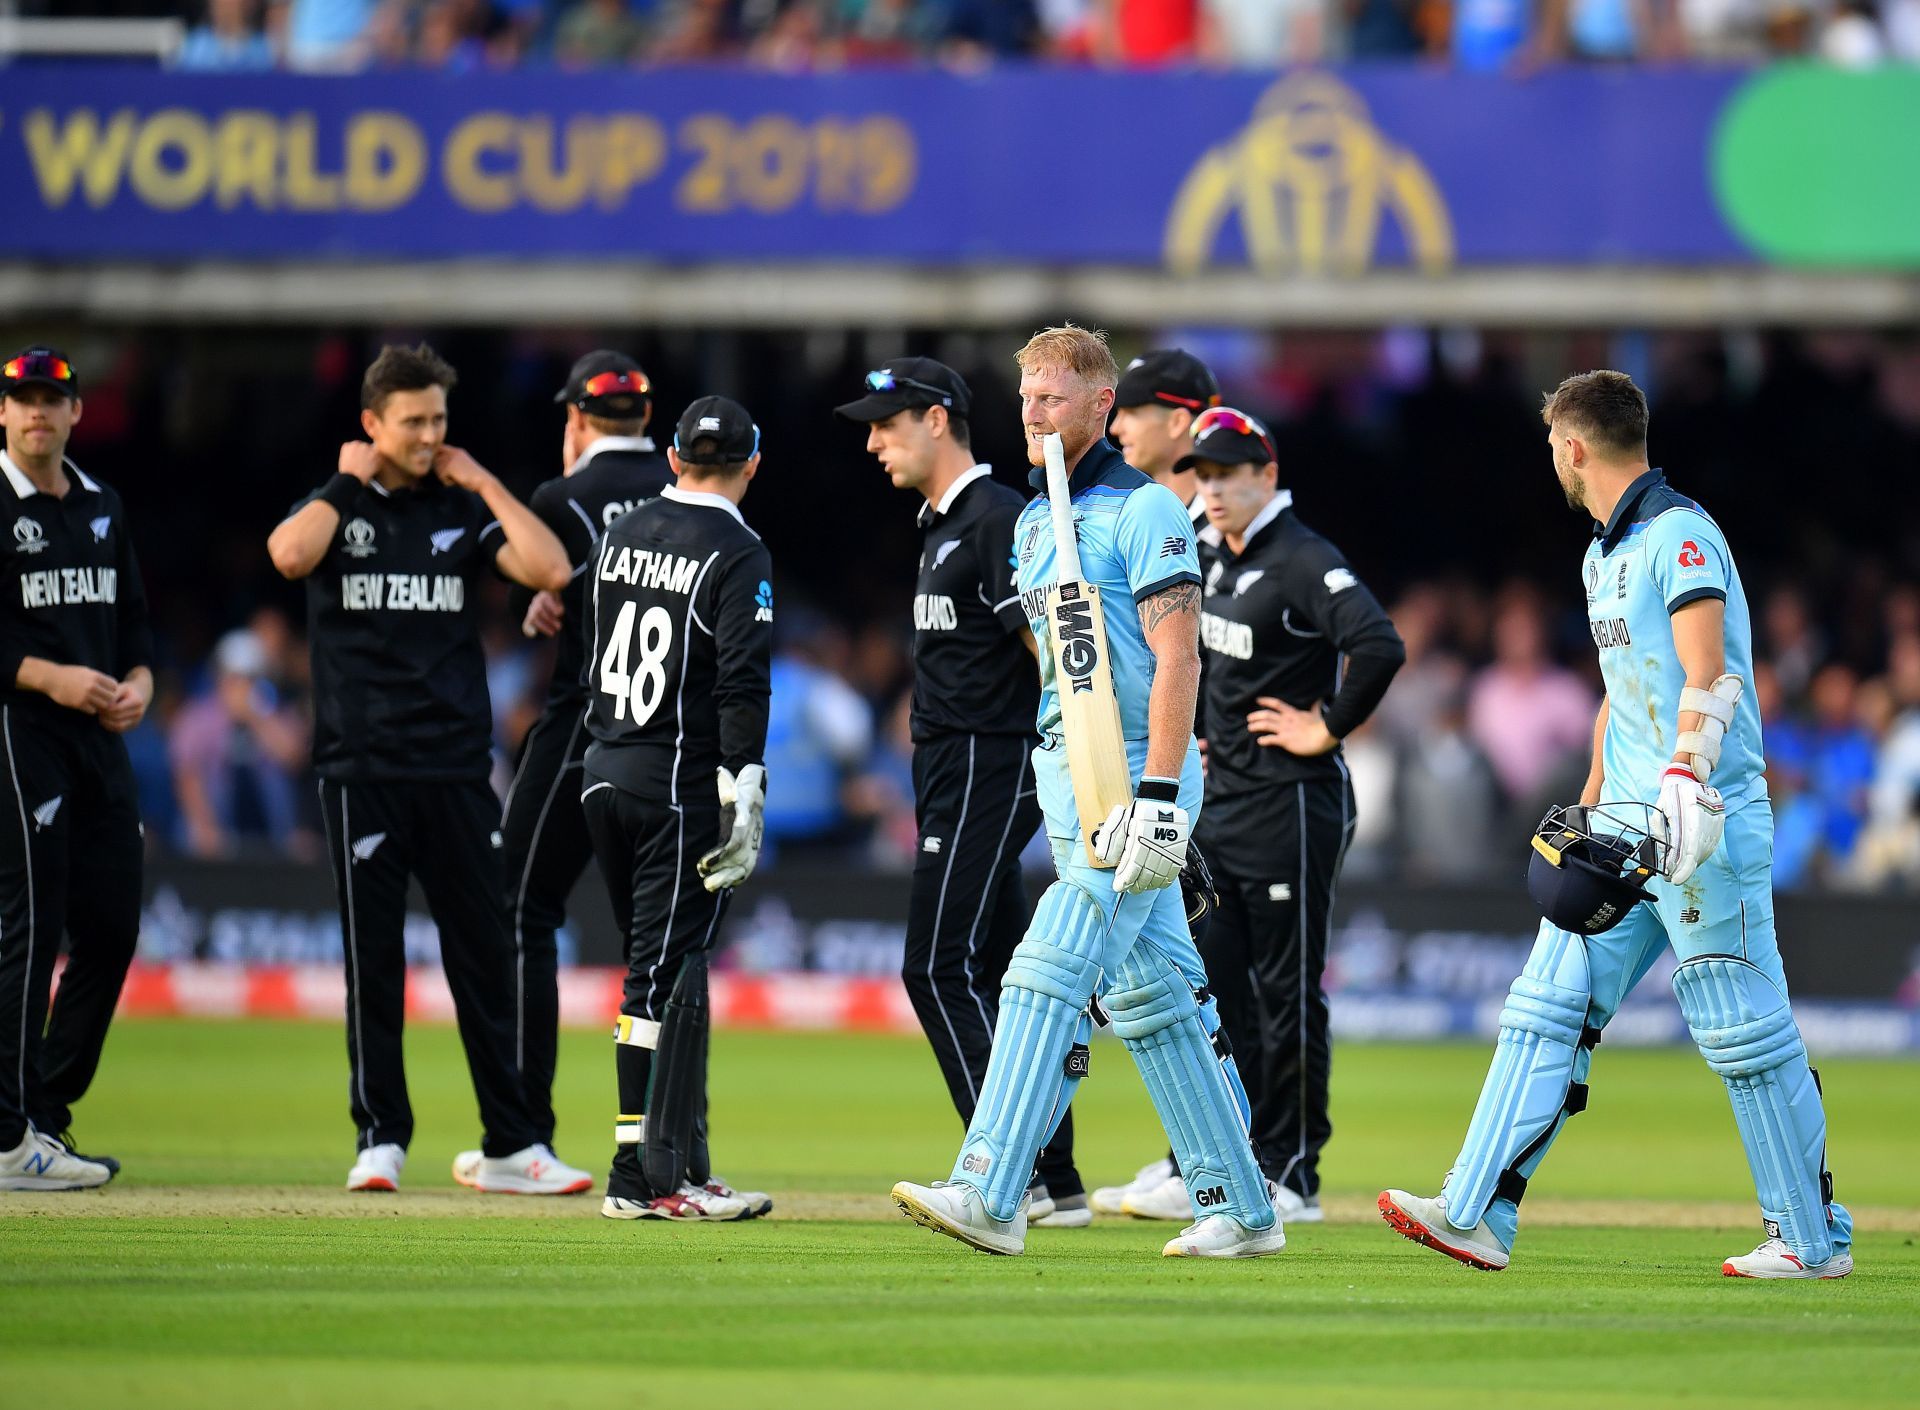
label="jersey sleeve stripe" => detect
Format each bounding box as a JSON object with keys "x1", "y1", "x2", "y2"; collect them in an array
[
  {"x1": 1666, "y1": 585, "x2": 1727, "y2": 611},
  {"x1": 1131, "y1": 569, "x2": 1201, "y2": 603}
]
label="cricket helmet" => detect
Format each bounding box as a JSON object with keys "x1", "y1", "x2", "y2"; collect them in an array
[{"x1": 1526, "y1": 802, "x2": 1667, "y2": 936}]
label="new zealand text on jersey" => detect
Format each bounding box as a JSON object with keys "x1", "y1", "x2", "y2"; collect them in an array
[
  {"x1": 20, "y1": 566, "x2": 117, "y2": 608},
  {"x1": 598, "y1": 542, "x2": 699, "y2": 595},
  {"x1": 341, "y1": 572, "x2": 466, "y2": 612},
  {"x1": 1200, "y1": 611, "x2": 1253, "y2": 660}
]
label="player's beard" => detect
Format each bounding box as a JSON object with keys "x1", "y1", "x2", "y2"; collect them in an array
[{"x1": 1558, "y1": 465, "x2": 1586, "y2": 511}]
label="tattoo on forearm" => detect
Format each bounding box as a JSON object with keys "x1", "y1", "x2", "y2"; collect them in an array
[{"x1": 1139, "y1": 581, "x2": 1201, "y2": 636}]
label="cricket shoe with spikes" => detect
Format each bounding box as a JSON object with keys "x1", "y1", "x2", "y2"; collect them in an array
[
  {"x1": 472, "y1": 1143, "x2": 593, "y2": 1195},
  {"x1": 450, "y1": 1149, "x2": 483, "y2": 1188},
  {"x1": 603, "y1": 1184, "x2": 749, "y2": 1221},
  {"x1": 1378, "y1": 1190, "x2": 1510, "y2": 1271},
  {"x1": 891, "y1": 1179, "x2": 1028, "y2": 1256},
  {"x1": 1092, "y1": 1156, "x2": 1173, "y2": 1216},
  {"x1": 703, "y1": 1176, "x2": 772, "y2": 1219},
  {"x1": 1723, "y1": 1236, "x2": 1853, "y2": 1280},
  {"x1": 1120, "y1": 1170, "x2": 1192, "y2": 1221},
  {"x1": 346, "y1": 1142, "x2": 405, "y2": 1193},
  {"x1": 0, "y1": 1128, "x2": 114, "y2": 1191},
  {"x1": 1162, "y1": 1213, "x2": 1288, "y2": 1259}
]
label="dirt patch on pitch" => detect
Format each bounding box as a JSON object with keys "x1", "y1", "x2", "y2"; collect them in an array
[{"x1": 6, "y1": 1185, "x2": 1915, "y2": 1231}]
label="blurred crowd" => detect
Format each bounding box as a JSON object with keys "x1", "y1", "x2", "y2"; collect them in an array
[
  {"x1": 125, "y1": 569, "x2": 1920, "y2": 894},
  {"x1": 23, "y1": 0, "x2": 1920, "y2": 70}
]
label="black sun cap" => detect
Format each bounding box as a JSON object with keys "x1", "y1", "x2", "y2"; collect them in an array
[
  {"x1": 555, "y1": 350, "x2": 652, "y2": 418},
  {"x1": 1114, "y1": 349, "x2": 1218, "y2": 412},
  {"x1": 2, "y1": 346, "x2": 79, "y2": 399},
  {"x1": 1174, "y1": 406, "x2": 1277, "y2": 472},
  {"x1": 833, "y1": 357, "x2": 971, "y2": 423},
  {"x1": 675, "y1": 395, "x2": 760, "y2": 465}
]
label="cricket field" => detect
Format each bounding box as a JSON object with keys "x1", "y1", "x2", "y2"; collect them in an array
[{"x1": 3, "y1": 1018, "x2": 1915, "y2": 1408}]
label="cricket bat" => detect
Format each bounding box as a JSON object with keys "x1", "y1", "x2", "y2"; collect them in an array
[{"x1": 1042, "y1": 432, "x2": 1133, "y2": 867}]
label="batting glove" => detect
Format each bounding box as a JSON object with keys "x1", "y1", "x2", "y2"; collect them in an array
[
  {"x1": 1090, "y1": 778, "x2": 1190, "y2": 895},
  {"x1": 1654, "y1": 763, "x2": 1724, "y2": 888},
  {"x1": 697, "y1": 764, "x2": 766, "y2": 893}
]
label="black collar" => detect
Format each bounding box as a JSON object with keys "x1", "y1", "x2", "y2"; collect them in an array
[
  {"x1": 1026, "y1": 438, "x2": 1128, "y2": 494},
  {"x1": 1593, "y1": 468, "x2": 1664, "y2": 548}
]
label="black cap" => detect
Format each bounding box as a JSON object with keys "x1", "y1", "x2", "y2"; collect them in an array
[
  {"x1": 674, "y1": 396, "x2": 760, "y2": 465},
  {"x1": 554, "y1": 350, "x2": 652, "y2": 418},
  {"x1": 1174, "y1": 407, "x2": 1277, "y2": 472},
  {"x1": 1114, "y1": 349, "x2": 1218, "y2": 412},
  {"x1": 2, "y1": 346, "x2": 79, "y2": 400},
  {"x1": 833, "y1": 357, "x2": 971, "y2": 423}
]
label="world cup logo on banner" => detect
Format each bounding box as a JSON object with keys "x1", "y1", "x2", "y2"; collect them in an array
[{"x1": 1164, "y1": 74, "x2": 1454, "y2": 276}]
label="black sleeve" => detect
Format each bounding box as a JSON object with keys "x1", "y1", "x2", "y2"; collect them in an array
[
  {"x1": 1284, "y1": 540, "x2": 1406, "y2": 739},
  {"x1": 974, "y1": 502, "x2": 1027, "y2": 636},
  {"x1": 114, "y1": 498, "x2": 155, "y2": 677},
  {"x1": 708, "y1": 541, "x2": 774, "y2": 776},
  {"x1": 506, "y1": 477, "x2": 588, "y2": 617}
]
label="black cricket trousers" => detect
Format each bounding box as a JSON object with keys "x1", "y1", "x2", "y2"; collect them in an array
[
  {"x1": 317, "y1": 777, "x2": 538, "y2": 1156},
  {"x1": 905, "y1": 732, "x2": 1079, "y2": 1198},
  {"x1": 0, "y1": 705, "x2": 141, "y2": 1149},
  {"x1": 1195, "y1": 771, "x2": 1356, "y2": 1200}
]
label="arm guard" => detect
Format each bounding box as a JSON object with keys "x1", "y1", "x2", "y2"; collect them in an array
[{"x1": 1677, "y1": 673, "x2": 1743, "y2": 782}]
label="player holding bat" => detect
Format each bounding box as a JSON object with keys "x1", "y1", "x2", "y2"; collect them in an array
[{"x1": 892, "y1": 325, "x2": 1280, "y2": 1259}]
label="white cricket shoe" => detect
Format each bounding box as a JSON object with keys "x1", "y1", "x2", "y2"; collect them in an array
[
  {"x1": 450, "y1": 1149, "x2": 483, "y2": 1188},
  {"x1": 1092, "y1": 1156, "x2": 1173, "y2": 1216},
  {"x1": 1163, "y1": 1213, "x2": 1288, "y2": 1258},
  {"x1": 891, "y1": 1179, "x2": 1027, "y2": 1256},
  {"x1": 602, "y1": 1184, "x2": 749, "y2": 1221},
  {"x1": 1378, "y1": 1189, "x2": 1509, "y2": 1271},
  {"x1": 1723, "y1": 1236, "x2": 1853, "y2": 1280},
  {"x1": 0, "y1": 1128, "x2": 114, "y2": 1192},
  {"x1": 702, "y1": 1176, "x2": 772, "y2": 1219},
  {"x1": 346, "y1": 1142, "x2": 406, "y2": 1193},
  {"x1": 1121, "y1": 1171, "x2": 1192, "y2": 1221},
  {"x1": 1033, "y1": 1192, "x2": 1093, "y2": 1228},
  {"x1": 1024, "y1": 1180, "x2": 1056, "y2": 1222},
  {"x1": 472, "y1": 1143, "x2": 593, "y2": 1195},
  {"x1": 1271, "y1": 1183, "x2": 1324, "y2": 1224}
]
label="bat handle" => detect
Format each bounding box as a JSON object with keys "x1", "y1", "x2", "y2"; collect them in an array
[{"x1": 1042, "y1": 433, "x2": 1083, "y2": 584}]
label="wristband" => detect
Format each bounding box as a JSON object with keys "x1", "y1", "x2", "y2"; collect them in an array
[
  {"x1": 318, "y1": 472, "x2": 362, "y2": 516},
  {"x1": 1136, "y1": 777, "x2": 1180, "y2": 803}
]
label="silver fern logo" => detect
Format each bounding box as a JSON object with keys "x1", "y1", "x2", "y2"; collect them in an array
[
  {"x1": 430, "y1": 528, "x2": 466, "y2": 556},
  {"x1": 350, "y1": 832, "x2": 386, "y2": 863}
]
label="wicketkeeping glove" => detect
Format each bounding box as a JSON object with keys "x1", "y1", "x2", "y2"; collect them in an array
[
  {"x1": 697, "y1": 764, "x2": 766, "y2": 893},
  {"x1": 1654, "y1": 762, "x2": 1724, "y2": 888},
  {"x1": 1090, "y1": 778, "x2": 1190, "y2": 895}
]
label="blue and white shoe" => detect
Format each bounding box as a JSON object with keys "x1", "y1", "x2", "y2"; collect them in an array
[
  {"x1": 892, "y1": 1179, "x2": 1027, "y2": 1255},
  {"x1": 0, "y1": 1128, "x2": 113, "y2": 1192}
]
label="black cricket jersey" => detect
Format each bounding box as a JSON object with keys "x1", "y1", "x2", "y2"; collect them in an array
[
  {"x1": 583, "y1": 485, "x2": 772, "y2": 803},
  {"x1": 910, "y1": 466, "x2": 1037, "y2": 742},
  {"x1": 526, "y1": 437, "x2": 671, "y2": 709},
  {"x1": 0, "y1": 452, "x2": 152, "y2": 720},
  {"x1": 1199, "y1": 492, "x2": 1405, "y2": 793},
  {"x1": 295, "y1": 474, "x2": 507, "y2": 782}
]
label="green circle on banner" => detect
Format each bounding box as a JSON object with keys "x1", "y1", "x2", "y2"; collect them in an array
[{"x1": 1712, "y1": 65, "x2": 1920, "y2": 266}]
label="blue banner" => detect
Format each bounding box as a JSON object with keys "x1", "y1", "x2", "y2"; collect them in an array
[{"x1": 0, "y1": 67, "x2": 1757, "y2": 267}]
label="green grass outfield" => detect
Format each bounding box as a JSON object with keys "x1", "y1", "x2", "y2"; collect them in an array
[{"x1": 3, "y1": 1020, "x2": 1917, "y2": 1408}]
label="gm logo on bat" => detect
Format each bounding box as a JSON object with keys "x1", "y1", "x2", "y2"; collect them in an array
[{"x1": 1053, "y1": 594, "x2": 1100, "y2": 694}]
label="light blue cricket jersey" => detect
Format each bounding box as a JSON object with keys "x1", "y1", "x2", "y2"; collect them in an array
[
  {"x1": 1582, "y1": 469, "x2": 1766, "y2": 812},
  {"x1": 1012, "y1": 440, "x2": 1203, "y2": 743}
]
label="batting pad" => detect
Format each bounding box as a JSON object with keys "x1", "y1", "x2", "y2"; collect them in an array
[
  {"x1": 1673, "y1": 955, "x2": 1851, "y2": 1265},
  {"x1": 951, "y1": 883, "x2": 1108, "y2": 1220},
  {"x1": 1444, "y1": 924, "x2": 1592, "y2": 1237},
  {"x1": 1106, "y1": 947, "x2": 1274, "y2": 1231}
]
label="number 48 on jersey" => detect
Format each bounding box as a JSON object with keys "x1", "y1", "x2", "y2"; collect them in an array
[{"x1": 599, "y1": 600, "x2": 675, "y2": 726}]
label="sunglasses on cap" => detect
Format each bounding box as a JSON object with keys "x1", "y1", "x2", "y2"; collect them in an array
[
  {"x1": 865, "y1": 369, "x2": 953, "y2": 403},
  {"x1": 1193, "y1": 406, "x2": 1276, "y2": 464},
  {"x1": 2, "y1": 353, "x2": 74, "y2": 385},
  {"x1": 580, "y1": 369, "x2": 650, "y2": 401}
]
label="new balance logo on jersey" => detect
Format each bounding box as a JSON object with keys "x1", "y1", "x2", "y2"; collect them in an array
[
  {"x1": 1159, "y1": 535, "x2": 1189, "y2": 560},
  {"x1": 913, "y1": 594, "x2": 957, "y2": 631},
  {"x1": 597, "y1": 542, "x2": 698, "y2": 594},
  {"x1": 429, "y1": 528, "x2": 466, "y2": 555},
  {"x1": 32, "y1": 796, "x2": 61, "y2": 830},
  {"x1": 341, "y1": 573, "x2": 465, "y2": 612},
  {"x1": 351, "y1": 832, "x2": 386, "y2": 863},
  {"x1": 90, "y1": 516, "x2": 112, "y2": 541},
  {"x1": 1590, "y1": 617, "x2": 1632, "y2": 649},
  {"x1": 1200, "y1": 611, "x2": 1253, "y2": 660}
]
